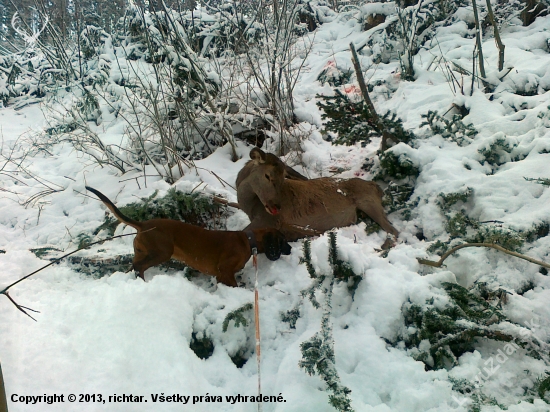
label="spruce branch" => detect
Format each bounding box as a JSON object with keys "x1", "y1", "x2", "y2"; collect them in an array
[
  {"x1": 299, "y1": 233, "x2": 355, "y2": 411},
  {"x1": 222, "y1": 303, "x2": 253, "y2": 332},
  {"x1": 417, "y1": 242, "x2": 550, "y2": 269},
  {"x1": 300, "y1": 238, "x2": 317, "y2": 279},
  {"x1": 524, "y1": 177, "x2": 550, "y2": 187}
]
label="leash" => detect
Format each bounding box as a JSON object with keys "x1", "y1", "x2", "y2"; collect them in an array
[
  {"x1": 253, "y1": 248, "x2": 262, "y2": 412},
  {"x1": 245, "y1": 230, "x2": 262, "y2": 412}
]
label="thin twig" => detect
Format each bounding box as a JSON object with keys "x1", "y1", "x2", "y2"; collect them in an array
[
  {"x1": 4, "y1": 292, "x2": 40, "y2": 321},
  {"x1": 417, "y1": 243, "x2": 550, "y2": 269},
  {"x1": 118, "y1": 175, "x2": 159, "y2": 183},
  {"x1": 190, "y1": 181, "x2": 205, "y2": 193},
  {"x1": 0, "y1": 231, "x2": 142, "y2": 320},
  {"x1": 196, "y1": 167, "x2": 237, "y2": 191},
  {"x1": 212, "y1": 196, "x2": 241, "y2": 209},
  {"x1": 498, "y1": 67, "x2": 513, "y2": 81}
]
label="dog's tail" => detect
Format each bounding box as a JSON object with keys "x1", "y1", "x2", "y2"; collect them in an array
[{"x1": 86, "y1": 186, "x2": 142, "y2": 230}]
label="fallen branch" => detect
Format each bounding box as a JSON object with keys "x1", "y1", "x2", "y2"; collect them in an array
[
  {"x1": 417, "y1": 243, "x2": 550, "y2": 269},
  {"x1": 349, "y1": 42, "x2": 378, "y2": 124},
  {"x1": 349, "y1": 42, "x2": 396, "y2": 152},
  {"x1": 471, "y1": 0, "x2": 489, "y2": 91},
  {"x1": 485, "y1": 0, "x2": 505, "y2": 71},
  {"x1": 0, "y1": 232, "x2": 140, "y2": 321}
]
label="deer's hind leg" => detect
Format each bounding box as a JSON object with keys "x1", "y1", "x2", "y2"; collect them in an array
[{"x1": 350, "y1": 181, "x2": 398, "y2": 237}]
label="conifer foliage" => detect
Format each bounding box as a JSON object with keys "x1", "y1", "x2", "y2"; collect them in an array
[
  {"x1": 90, "y1": 188, "x2": 227, "y2": 237},
  {"x1": 317, "y1": 89, "x2": 414, "y2": 147},
  {"x1": 399, "y1": 282, "x2": 511, "y2": 370},
  {"x1": 420, "y1": 110, "x2": 477, "y2": 147},
  {"x1": 222, "y1": 303, "x2": 253, "y2": 333},
  {"x1": 396, "y1": 280, "x2": 550, "y2": 405},
  {"x1": 299, "y1": 233, "x2": 357, "y2": 412},
  {"x1": 404, "y1": 281, "x2": 550, "y2": 365}
]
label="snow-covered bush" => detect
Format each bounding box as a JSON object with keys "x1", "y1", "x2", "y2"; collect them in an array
[{"x1": 0, "y1": 50, "x2": 58, "y2": 108}]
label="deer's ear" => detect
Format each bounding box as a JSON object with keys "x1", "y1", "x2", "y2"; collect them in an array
[
  {"x1": 250, "y1": 148, "x2": 266, "y2": 163},
  {"x1": 264, "y1": 153, "x2": 284, "y2": 167},
  {"x1": 284, "y1": 165, "x2": 308, "y2": 181}
]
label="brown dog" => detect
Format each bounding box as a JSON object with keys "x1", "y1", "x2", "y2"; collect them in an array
[{"x1": 86, "y1": 187, "x2": 291, "y2": 286}]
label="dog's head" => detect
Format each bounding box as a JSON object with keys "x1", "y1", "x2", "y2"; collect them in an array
[{"x1": 262, "y1": 230, "x2": 292, "y2": 261}]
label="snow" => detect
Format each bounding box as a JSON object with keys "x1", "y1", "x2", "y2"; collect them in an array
[{"x1": 2, "y1": 4, "x2": 550, "y2": 412}]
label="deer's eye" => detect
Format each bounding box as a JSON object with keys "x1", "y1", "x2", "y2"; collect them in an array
[{"x1": 265, "y1": 174, "x2": 270, "y2": 181}]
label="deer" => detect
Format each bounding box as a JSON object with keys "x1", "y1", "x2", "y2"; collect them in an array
[{"x1": 236, "y1": 148, "x2": 398, "y2": 245}]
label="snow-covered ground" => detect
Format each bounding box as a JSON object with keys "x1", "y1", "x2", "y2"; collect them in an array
[{"x1": 2, "y1": 4, "x2": 550, "y2": 412}]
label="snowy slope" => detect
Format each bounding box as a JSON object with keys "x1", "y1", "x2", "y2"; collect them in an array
[{"x1": 2, "y1": 4, "x2": 550, "y2": 412}]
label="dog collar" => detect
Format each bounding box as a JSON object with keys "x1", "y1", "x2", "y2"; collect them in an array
[{"x1": 244, "y1": 229, "x2": 258, "y2": 254}]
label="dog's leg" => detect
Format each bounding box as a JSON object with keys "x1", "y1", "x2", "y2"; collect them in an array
[
  {"x1": 133, "y1": 252, "x2": 172, "y2": 281},
  {"x1": 218, "y1": 271, "x2": 239, "y2": 287},
  {"x1": 216, "y1": 254, "x2": 246, "y2": 287},
  {"x1": 131, "y1": 232, "x2": 173, "y2": 281}
]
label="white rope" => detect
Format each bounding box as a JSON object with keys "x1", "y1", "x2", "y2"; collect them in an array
[{"x1": 253, "y1": 249, "x2": 263, "y2": 412}]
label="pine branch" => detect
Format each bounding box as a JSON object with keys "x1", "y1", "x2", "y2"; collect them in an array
[
  {"x1": 299, "y1": 234, "x2": 355, "y2": 411},
  {"x1": 328, "y1": 232, "x2": 338, "y2": 266},
  {"x1": 222, "y1": 303, "x2": 253, "y2": 332},
  {"x1": 301, "y1": 238, "x2": 317, "y2": 278},
  {"x1": 524, "y1": 177, "x2": 550, "y2": 186}
]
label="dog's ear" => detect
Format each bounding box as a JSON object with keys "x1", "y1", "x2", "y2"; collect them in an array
[
  {"x1": 263, "y1": 231, "x2": 291, "y2": 261},
  {"x1": 250, "y1": 147, "x2": 266, "y2": 163}
]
